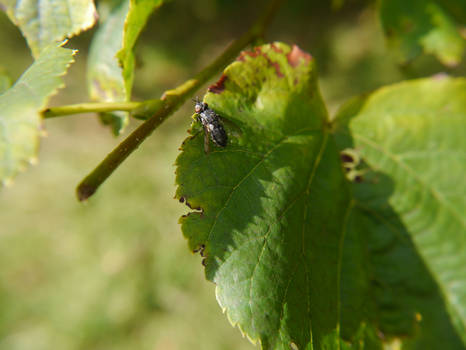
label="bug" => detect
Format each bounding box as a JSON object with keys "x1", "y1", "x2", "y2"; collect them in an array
[{"x1": 194, "y1": 99, "x2": 227, "y2": 153}]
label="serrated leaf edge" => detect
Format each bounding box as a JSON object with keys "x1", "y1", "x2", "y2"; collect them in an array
[{"x1": 1, "y1": 45, "x2": 77, "y2": 187}]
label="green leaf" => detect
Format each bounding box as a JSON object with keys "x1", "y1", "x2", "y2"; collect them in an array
[
  {"x1": 0, "y1": 43, "x2": 75, "y2": 187},
  {"x1": 176, "y1": 43, "x2": 351, "y2": 349},
  {"x1": 335, "y1": 77, "x2": 466, "y2": 349},
  {"x1": 0, "y1": 71, "x2": 11, "y2": 94},
  {"x1": 87, "y1": 0, "x2": 129, "y2": 135},
  {"x1": 0, "y1": 0, "x2": 96, "y2": 58},
  {"x1": 116, "y1": 0, "x2": 163, "y2": 97},
  {"x1": 379, "y1": 0, "x2": 465, "y2": 66},
  {"x1": 87, "y1": 0, "x2": 163, "y2": 135}
]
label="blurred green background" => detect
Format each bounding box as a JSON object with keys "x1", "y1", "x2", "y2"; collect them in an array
[{"x1": 0, "y1": 1, "x2": 464, "y2": 349}]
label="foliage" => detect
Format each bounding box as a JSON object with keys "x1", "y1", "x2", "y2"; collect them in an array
[
  {"x1": 177, "y1": 43, "x2": 350, "y2": 349},
  {"x1": 0, "y1": 0, "x2": 96, "y2": 58},
  {"x1": 87, "y1": 0, "x2": 164, "y2": 135},
  {"x1": 0, "y1": 0, "x2": 465, "y2": 349},
  {"x1": 0, "y1": 43, "x2": 75, "y2": 185},
  {"x1": 334, "y1": 76, "x2": 466, "y2": 349},
  {"x1": 176, "y1": 43, "x2": 465, "y2": 349},
  {"x1": 379, "y1": 0, "x2": 465, "y2": 66}
]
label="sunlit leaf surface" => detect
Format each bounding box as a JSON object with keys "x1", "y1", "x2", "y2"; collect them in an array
[
  {"x1": 335, "y1": 76, "x2": 466, "y2": 349},
  {"x1": 87, "y1": 0, "x2": 163, "y2": 135},
  {"x1": 0, "y1": 44, "x2": 75, "y2": 187},
  {"x1": 176, "y1": 43, "x2": 351, "y2": 349},
  {"x1": 0, "y1": 0, "x2": 96, "y2": 57}
]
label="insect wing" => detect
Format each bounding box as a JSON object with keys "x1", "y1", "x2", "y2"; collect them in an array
[{"x1": 211, "y1": 123, "x2": 227, "y2": 147}]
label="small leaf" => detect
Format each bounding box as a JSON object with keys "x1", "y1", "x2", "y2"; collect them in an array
[
  {"x1": 335, "y1": 76, "x2": 466, "y2": 348},
  {"x1": 176, "y1": 43, "x2": 351, "y2": 349},
  {"x1": 87, "y1": 0, "x2": 163, "y2": 135},
  {"x1": 117, "y1": 0, "x2": 164, "y2": 97},
  {"x1": 0, "y1": 0, "x2": 96, "y2": 58},
  {"x1": 379, "y1": 0, "x2": 465, "y2": 66},
  {"x1": 0, "y1": 43, "x2": 75, "y2": 187}
]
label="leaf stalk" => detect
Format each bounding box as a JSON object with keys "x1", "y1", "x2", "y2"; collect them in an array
[{"x1": 42, "y1": 102, "x2": 143, "y2": 118}]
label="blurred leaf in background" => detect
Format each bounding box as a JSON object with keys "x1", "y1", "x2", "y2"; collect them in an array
[
  {"x1": 87, "y1": 0, "x2": 164, "y2": 135},
  {"x1": 0, "y1": 43, "x2": 75, "y2": 187},
  {"x1": 0, "y1": 0, "x2": 96, "y2": 57},
  {"x1": 379, "y1": 0, "x2": 466, "y2": 66},
  {"x1": 335, "y1": 77, "x2": 466, "y2": 349}
]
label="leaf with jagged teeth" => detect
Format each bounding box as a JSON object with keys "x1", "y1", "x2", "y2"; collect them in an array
[{"x1": 0, "y1": 43, "x2": 76, "y2": 188}]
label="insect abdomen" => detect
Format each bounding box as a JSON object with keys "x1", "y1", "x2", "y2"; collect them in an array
[{"x1": 211, "y1": 124, "x2": 227, "y2": 147}]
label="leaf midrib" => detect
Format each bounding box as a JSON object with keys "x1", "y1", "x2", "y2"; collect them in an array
[
  {"x1": 204, "y1": 128, "x2": 323, "y2": 245},
  {"x1": 204, "y1": 127, "x2": 327, "y2": 347}
]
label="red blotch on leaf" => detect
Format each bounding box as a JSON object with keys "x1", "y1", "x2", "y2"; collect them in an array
[
  {"x1": 268, "y1": 58, "x2": 284, "y2": 78},
  {"x1": 287, "y1": 45, "x2": 312, "y2": 67},
  {"x1": 237, "y1": 47, "x2": 263, "y2": 61},
  {"x1": 208, "y1": 74, "x2": 228, "y2": 94},
  {"x1": 237, "y1": 46, "x2": 284, "y2": 78}
]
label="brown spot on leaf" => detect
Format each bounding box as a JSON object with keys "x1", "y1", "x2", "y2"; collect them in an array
[
  {"x1": 200, "y1": 245, "x2": 207, "y2": 257},
  {"x1": 287, "y1": 45, "x2": 312, "y2": 67},
  {"x1": 272, "y1": 62, "x2": 283, "y2": 77},
  {"x1": 237, "y1": 47, "x2": 263, "y2": 61},
  {"x1": 182, "y1": 198, "x2": 205, "y2": 218},
  {"x1": 340, "y1": 153, "x2": 354, "y2": 163},
  {"x1": 185, "y1": 200, "x2": 202, "y2": 211},
  {"x1": 264, "y1": 55, "x2": 284, "y2": 78},
  {"x1": 193, "y1": 244, "x2": 206, "y2": 256},
  {"x1": 354, "y1": 175, "x2": 363, "y2": 183},
  {"x1": 237, "y1": 46, "x2": 284, "y2": 78},
  {"x1": 208, "y1": 74, "x2": 228, "y2": 94}
]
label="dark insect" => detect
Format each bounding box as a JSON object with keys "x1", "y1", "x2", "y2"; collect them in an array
[{"x1": 194, "y1": 99, "x2": 227, "y2": 153}]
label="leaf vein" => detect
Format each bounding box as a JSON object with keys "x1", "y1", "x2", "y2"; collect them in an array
[{"x1": 354, "y1": 133, "x2": 465, "y2": 228}]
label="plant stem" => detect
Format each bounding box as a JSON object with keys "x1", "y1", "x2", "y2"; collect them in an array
[
  {"x1": 76, "y1": 0, "x2": 284, "y2": 201},
  {"x1": 42, "y1": 102, "x2": 143, "y2": 118}
]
